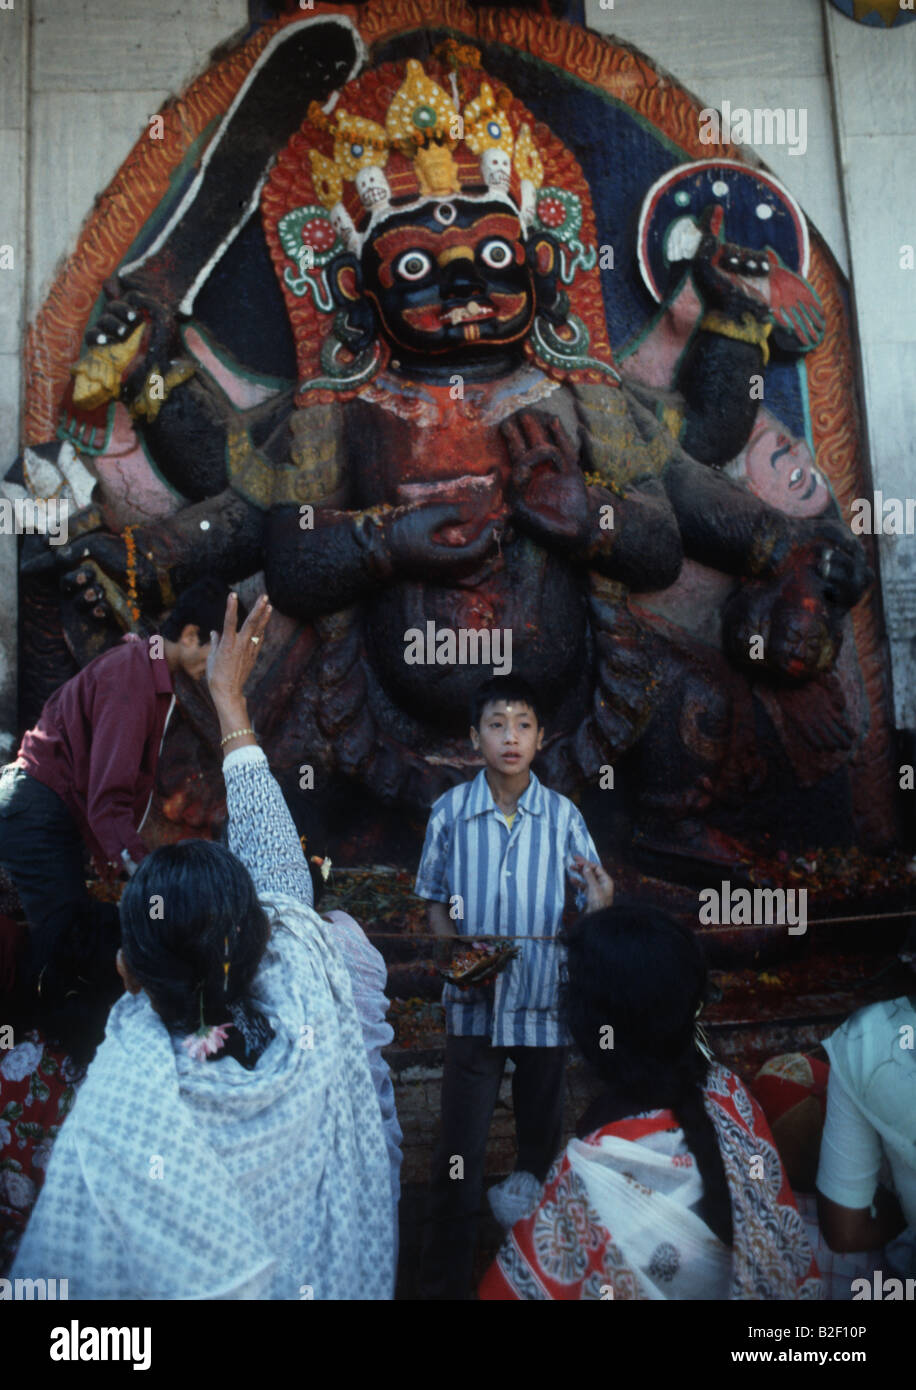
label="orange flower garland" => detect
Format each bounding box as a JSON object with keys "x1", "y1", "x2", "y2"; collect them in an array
[{"x1": 123, "y1": 524, "x2": 140, "y2": 624}]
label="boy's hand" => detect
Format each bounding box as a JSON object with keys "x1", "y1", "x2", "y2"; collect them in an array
[{"x1": 571, "y1": 855, "x2": 615, "y2": 912}]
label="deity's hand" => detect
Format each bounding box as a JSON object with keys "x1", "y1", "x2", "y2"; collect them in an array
[
  {"x1": 502, "y1": 410, "x2": 590, "y2": 550},
  {"x1": 801, "y1": 519, "x2": 870, "y2": 610},
  {"x1": 23, "y1": 529, "x2": 161, "y2": 620},
  {"x1": 691, "y1": 217, "x2": 773, "y2": 323},
  {"x1": 72, "y1": 287, "x2": 178, "y2": 412},
  {"x1": 381, "y1": 500, "x2": 501, "y2": 579},
  {"x1": 723, "y1": 559, "x2": 851, "y2": 684},
  {"x1": 690, "y1": 207, "x2": 825, "y2": 352}
]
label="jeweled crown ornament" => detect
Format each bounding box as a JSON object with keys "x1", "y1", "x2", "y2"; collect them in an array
[
  {"x1": 304, "y1": 52, "x2": 545, "y2": 254},
  {"x1": 263, "y1": 45, "x2": 618, "y2": 397}
]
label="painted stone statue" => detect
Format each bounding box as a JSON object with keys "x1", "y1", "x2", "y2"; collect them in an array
[{"x1": 10, "y1": 7, "x2": 895, "y2": 873}]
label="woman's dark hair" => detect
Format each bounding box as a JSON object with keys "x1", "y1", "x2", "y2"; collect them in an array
[
  {"x1": 470, "y1": 675, "x2": 543, "y2": 730},
  {"x1": 562, "y1": 905, "x2": 733, "y2": 1247},
  {"x1": 159, "y1": 577, "x2": 244, "y2": 644},
  {"x1": 119, "y1": 840, "x2": 270, "y2": 1034}
]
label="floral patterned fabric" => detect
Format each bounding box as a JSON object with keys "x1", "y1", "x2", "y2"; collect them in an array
[
  {"x1": 0, "y1": 1031, "x2": 84, "y2": 1273},
  {"x1": 480, "y1": 1064, "x2": 823, "y2": 1301}
]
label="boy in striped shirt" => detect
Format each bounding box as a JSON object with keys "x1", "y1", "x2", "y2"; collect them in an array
[{"x1": 416, "y1": 675, "x2": 614, "y2": 1299}]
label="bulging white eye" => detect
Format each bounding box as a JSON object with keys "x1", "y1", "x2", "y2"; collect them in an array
[
  {"x1": 395, "y1": 250, "x2": 433, "y2": 282},
  {"x1": 789, "y1": 467, "x2": 803, "y2": 486},
  {"x1": 480, "y1": 238, "x2": 514, "y2": 270}
]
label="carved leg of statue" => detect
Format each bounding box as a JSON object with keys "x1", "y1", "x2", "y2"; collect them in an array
[
  {"x1": 627, "y1": 627, "x2": 768, "y2": 874},
  {"x1": 538, "y1": 578, "x2": 659, "y2": 797}
]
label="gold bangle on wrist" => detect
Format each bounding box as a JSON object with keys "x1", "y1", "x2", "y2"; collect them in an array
[{"x1": 220, "y1": 727, "x2": 256, "y2": 747}]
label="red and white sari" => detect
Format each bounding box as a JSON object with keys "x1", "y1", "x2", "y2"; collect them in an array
[{"x1": 480, "y1": 1064, "x2": 822, "y2": 1300}]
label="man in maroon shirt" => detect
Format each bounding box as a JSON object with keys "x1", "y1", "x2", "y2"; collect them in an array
[{"x1": 0, "y1": 578, "x2": 234, "y2": 992}]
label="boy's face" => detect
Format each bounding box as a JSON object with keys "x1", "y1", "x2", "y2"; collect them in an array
[
  {"x1": 178, "y1": 624, "x2": 212, "y2": 682},
  {"x1": 471, "y1": 699, "x2": 543, "y2": 774}
]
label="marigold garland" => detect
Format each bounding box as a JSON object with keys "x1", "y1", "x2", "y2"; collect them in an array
[{"x1": 123, "y1": 524, "x2": 140, "y2": 624}]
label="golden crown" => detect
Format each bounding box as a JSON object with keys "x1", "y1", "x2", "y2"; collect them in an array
[{"x1": 306, "y1": 59, "x2": 545, "y2": 253}]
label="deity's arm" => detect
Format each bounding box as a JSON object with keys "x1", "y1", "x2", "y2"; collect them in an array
[
  {"x1": 265, "y1": 502, "x2": 391, "y2": 616},
  {"x1": 525, "y1": 381, "x2": 684, "y2": 591},
  {"x1": 40, "y1": 382, "x2": 288, "y2": 602},
  {"x1": 259, "y1": 398, "x2": 382, "y2": 615},
  {"x1": 575, "y1": 475, "x2": 684, "y2": 591},
  {"x1": 649, "y1": 218, "x2": 825, "y2": 466},
  {"x1": 669, "y1": 318, "x2": 765, "y2": 466},
  {"x1": 663, "y1": 449, "x2": 822, "y2": 579},
  {"x1": 121, "y1": 375, "x2": 296, "y2": 502},
  {"x1": 47, "y1": 487, "x2": 267, "y2": 610},
  {"x1": 577, "y1": 380, "x2": 851, "y2": 583}
]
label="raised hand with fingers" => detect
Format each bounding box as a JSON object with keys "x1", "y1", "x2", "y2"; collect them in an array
[
  {"x1": 501, "y1": 409, "x2": 590, "y2": 551},
  {"x1": 72, "y1": 285, "x2": 180, "y2": 413},
  {"x1": 207, "y1": 593, "x2": 271, "y2": 748}
]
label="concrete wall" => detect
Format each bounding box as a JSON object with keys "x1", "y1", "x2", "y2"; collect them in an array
[
  {"x1": 585, "y1": 0, "x2": 916, "y2": 727},
  {"x1": 0, "y1": 0, "x2": 248, "y2": 752},
  {"x1": 1, "y1": 0, "x2": 914, "y2": 733}
]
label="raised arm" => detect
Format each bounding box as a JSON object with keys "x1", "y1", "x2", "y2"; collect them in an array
[
  {"x1": 207, "y1": 592, "x2": 313, "y2": 904},
  {"x1": 223, "y1": 746, "x2": 313, "y2": 905}
]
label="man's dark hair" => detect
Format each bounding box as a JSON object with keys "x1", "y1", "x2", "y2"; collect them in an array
[
  {"x1": 470, "y1": 676, "x2": 543, "y2": 731},
  {"x1": 159, "y1": 578, "x2": 244, "y2": 643}
]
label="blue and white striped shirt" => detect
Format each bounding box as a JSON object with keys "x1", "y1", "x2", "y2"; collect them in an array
[{"x1": 415, "y1": 769, "x2": 599, "y2": 1047}]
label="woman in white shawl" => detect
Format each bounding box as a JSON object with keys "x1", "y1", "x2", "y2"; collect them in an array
[{"x1": 12, "y1": 594, "x2": 394, "y2": 1300}]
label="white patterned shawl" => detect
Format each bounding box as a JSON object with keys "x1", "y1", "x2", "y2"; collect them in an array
[{"x1": 12, "y1": 748, "x2": 394, "y2": 1300}]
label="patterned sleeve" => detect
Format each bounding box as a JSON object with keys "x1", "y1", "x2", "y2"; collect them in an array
[
  {"x1": 566, "y1": 807, "x2": 600, "y2": 913},
  {"x1": 223, "y1": 745, "x2": 313, "y2": 907},
  {"x1": 414, "y1": 801, "x2": 451, "y2": 902}
]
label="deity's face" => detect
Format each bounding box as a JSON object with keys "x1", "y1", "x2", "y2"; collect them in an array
[
  {"x1": 744, "y1": 422, "x2": 829, "y2": 518},
  {"x1": 359, "y1": 197, "x2": 535, "y2": 361}
]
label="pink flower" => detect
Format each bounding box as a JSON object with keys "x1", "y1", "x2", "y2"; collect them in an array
[{"x1": 181, "y1": 1023, "x2": 232, "y2": 1062}]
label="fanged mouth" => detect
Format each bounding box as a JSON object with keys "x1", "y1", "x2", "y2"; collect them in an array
[
  {"x1": 441, "y1": 300, "x2": 495, "y2": 326},
  {"x1": 402, "y1": 292, "x2": 527, "y2": 333}
]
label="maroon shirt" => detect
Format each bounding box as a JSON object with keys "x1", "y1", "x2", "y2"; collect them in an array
[{"x1": 16, "y1": 634, "x2": 174, "y2": 867}]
